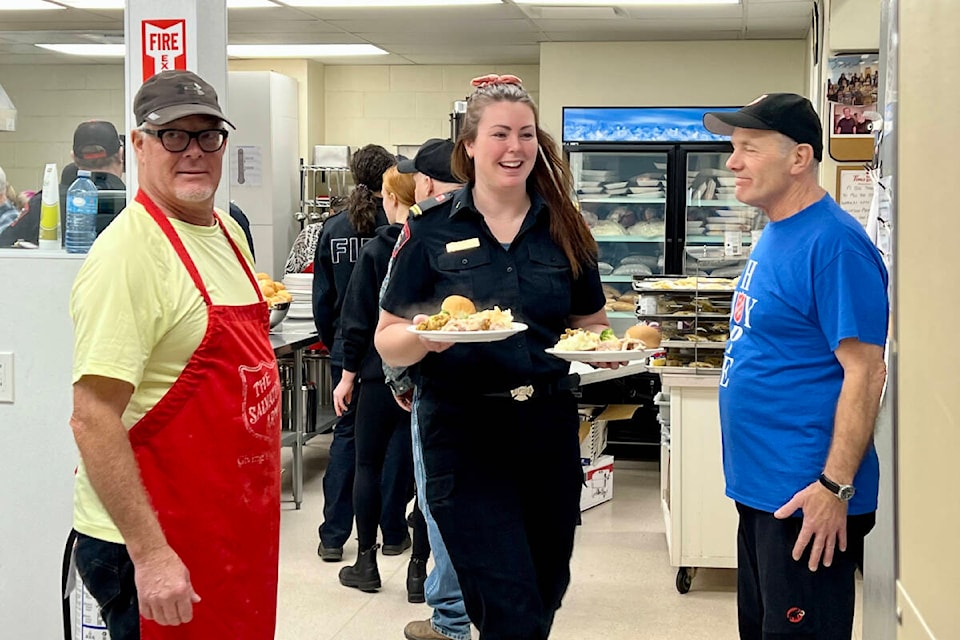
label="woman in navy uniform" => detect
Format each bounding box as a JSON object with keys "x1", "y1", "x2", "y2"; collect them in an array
[
  {"x1": 376, "y1": 74, "x2": 614, "y2": 640},
  {"x1": 312, "y1": 145, "x2": 411, "y2": 562}
]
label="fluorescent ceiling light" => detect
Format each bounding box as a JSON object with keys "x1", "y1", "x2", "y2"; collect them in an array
[
  {"x1": 514, "y1": 0, "x2": 737, "y2": 4},
  {"x1": 227, "y1": 0, "x2": 281, "y2": 6},
  {"x1": 35, "y1": 43, "x2": 125, "y2": 56},
  {"x1": 53, "y1": 0, "x2": 279, "y2": 7},
  {"x1": 282, "y1": 0, "x2": 500, "y2": 7},
  {"x1": 0, "y1": 0, "x2": 64, "y2": 9},
  {"x1": 36, "y1": 43, "x2": 388, "y2": 58},
  {"x1": 228, "y1": 44, "x2": 388, "y2": 57}
]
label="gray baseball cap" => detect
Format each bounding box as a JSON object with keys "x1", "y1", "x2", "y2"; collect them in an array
[{"x1": 134, "y1": 70, "x2": 235, "y2": 129}]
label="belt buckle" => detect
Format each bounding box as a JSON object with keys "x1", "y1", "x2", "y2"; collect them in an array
[{"x1": 510, "y1": 384, "x2": 534, "y2": 402}]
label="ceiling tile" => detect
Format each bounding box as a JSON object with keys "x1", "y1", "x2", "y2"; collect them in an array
[
  {"x1": 747, "y1": 1, "x2": 812, "y2": 18},
  {"x1": 0, "y1": 0, "x2": 809, "y2": 66}
]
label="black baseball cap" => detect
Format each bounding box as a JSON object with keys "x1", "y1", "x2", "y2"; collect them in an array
[
  {"x1": 703, "y1": 93, "x2": 823, "y2": 161},
  {"x1": 134, "y1": 69, "x2": 235, "y2": 129},
  {"x1": 73, "y1": 121, "x2": 121, "y2": 160},
  {"x1": 397, "y1": 138, "x2": 457, "y2": 184}
]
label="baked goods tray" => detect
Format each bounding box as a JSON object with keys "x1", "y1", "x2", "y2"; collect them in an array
[
  {"x1": 660, "y1": 340, "x2": 727, "y2": 349},
  {"x1": 637, "y1": 313, "x2": 730, "y2": 320},
  {"x1": 632, "y1": 283, "x2": 737, "y2": 293},
  {"x1": 646, "y1": 365, "x2": 721, "y2": 376}
]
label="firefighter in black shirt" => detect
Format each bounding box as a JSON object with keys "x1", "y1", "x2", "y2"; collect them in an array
[{"x1": 376, "y1": 74, "x2": 614, "y2": 640}]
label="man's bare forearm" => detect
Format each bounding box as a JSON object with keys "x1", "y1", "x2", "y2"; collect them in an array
[{"x1": 824, "y1": 347, "x2": 886, "y2": 485}]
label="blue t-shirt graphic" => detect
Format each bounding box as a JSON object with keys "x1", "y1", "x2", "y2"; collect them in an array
[{"x1": 718, "y1": 194, "x2": 888, "y2": 515}]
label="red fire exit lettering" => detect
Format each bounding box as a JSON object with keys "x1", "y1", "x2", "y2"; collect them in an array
[
  {"x1": 141, "y1": 19, "x2": 187, "y2": 82},
  {"x1": 149, "y1": 31, "x2": 180, "y2": 52}
]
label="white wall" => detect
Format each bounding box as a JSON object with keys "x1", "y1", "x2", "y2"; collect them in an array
[
  {"x1": 0, "y1": 252, "x2": 84, "y2": 639},
  {"x1": 829, "y1": 0, "x2": 882, "y2": 52},
  {"x1": 0, "y1": 64, "x2": 125, "y2": 195},
  {"x1": 897, "y1": 1, "x2": 960, "y2": 636},
  {"x1": 539, "y1": 41, "x2": 807, "y2": 141},
  {"x1": 322, "y1": 64, "x2": 539, "y2": 152}
]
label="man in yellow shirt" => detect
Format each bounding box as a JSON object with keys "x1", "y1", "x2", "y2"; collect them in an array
[{"x1": 70, "y1": 69, "x2": 281, "y2": 640}]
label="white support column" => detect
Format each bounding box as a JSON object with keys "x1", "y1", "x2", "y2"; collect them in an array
[{"x1": 124, "y1": 0, "x2": 230, "y2": 210}]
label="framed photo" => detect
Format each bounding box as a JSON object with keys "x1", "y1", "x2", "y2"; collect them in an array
[
  {"x1": 827, "y1": 53, "x2": 879, "y2": 161},
  {"x1": 830, "y1": 102, "x2": 876, "y2": 137}
]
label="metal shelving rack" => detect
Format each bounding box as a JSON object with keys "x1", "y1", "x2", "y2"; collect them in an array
[{"x1": 298, "y1": 162, "x2": 351, "y2": 227}]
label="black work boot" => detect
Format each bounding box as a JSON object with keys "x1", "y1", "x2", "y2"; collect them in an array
[
  {"x1": 406, "y1": 557, "x2": 427, "y2": 603},
  {"x1": 338, "y1": 544, "x2": 381, "y2": 592}
]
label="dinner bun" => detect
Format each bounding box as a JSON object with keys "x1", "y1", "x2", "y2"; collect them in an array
[
  {"x1": 626, "y1": 324, "x2": 661, "y2": 348},
  {"x1": 441, "y1": 295, "x2": 476, "y2": 317}
]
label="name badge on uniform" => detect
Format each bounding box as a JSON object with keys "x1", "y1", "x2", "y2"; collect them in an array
[{"x1": 445, "y1": 238, "x2": 480, "y2": 253}]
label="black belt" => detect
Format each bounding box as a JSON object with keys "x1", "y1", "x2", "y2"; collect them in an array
[{"x1": 481, "y1": 373, "x2": 581, "y2": 402}]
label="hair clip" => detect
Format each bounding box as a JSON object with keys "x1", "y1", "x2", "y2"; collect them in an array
[{"x1": 470, "y1": 74, "x2": 523, "y2": 89}]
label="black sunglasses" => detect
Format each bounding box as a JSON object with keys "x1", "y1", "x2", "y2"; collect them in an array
[{"x1": 141, "y1": 128, "x2": 229, "y2": 153}]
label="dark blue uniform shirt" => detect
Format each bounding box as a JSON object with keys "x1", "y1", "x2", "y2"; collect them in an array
[{"x1": 380, "y1": 185, "x2": 605, "y2": 393}]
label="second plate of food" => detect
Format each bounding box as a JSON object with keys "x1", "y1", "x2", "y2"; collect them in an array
[
  {"x1": 408, "y1": 322, "x2": 528, "y2": 343},
  {"x1": 545, "y1": 348, "x2": 658, "y2": 363}
]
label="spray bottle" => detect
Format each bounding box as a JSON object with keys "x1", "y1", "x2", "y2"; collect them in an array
[{"x1": 38, "y1": 163, "x2": 61, "y2": 250}]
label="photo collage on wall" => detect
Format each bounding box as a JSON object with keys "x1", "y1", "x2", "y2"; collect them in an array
[{"x1": 827, "y1": 53, "x2": 881, "y2": 138}]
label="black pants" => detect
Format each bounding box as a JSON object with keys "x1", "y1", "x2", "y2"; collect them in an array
[
  {"x1": 417, "y1": 388, "x2": 583, "y2": 640},
  {"x1": 409, "y1": 494, "x2": 430, "y2": 562},
  {"x1": 320, "y1": 365, "x2": 409, "y2": 548},
  {"x1": 736, "y1": 503, "x2": 876, "y2": 640},
  {"x1": 353, "y1": 379, "x2": 415, "y2": 551},
  {"x1": 74, "y1": 532, "x2": 140, "y2": 640}
]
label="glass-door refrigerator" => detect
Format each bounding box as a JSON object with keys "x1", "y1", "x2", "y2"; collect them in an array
[{"x1": 563, "y1": 107, "x2": 768, "y2": 330}]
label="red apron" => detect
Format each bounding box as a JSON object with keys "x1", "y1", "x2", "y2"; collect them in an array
[{"x1": 129, "y1": 191, "x2": 281, "y2": 639}]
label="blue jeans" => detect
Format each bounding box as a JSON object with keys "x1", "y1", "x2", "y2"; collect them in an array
[
  {"x1": 412, "y1": 388, "x2": 471, "y2": 640},
  {"x1": 74, "y1": 532, "x2": 140, "y2": 640},
  {"x1": 320, "y1": 362, "x2": 409, "y2": 548}
]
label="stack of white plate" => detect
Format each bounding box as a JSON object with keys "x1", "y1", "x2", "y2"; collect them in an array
[{"x1": 282, "y1": 273, "x2": 314, "y2": 320}]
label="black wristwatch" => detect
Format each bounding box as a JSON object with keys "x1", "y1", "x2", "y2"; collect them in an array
[{"x1": 819, "y1": 473, "x2": 856, "y2": 502}]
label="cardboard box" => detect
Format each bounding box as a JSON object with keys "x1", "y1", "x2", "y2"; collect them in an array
[
  {"x1": 578, "y1": 419, "x2": 609, "y2": 466},
  {"x1": 577, "y1": 404, "x2": 637, "y2": 465},
  {"x1": 580, "y1": 454, "x2": 614, "y2": 511}
]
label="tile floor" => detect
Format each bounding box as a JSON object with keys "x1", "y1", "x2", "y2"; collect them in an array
[{"x1": 276, "y1": 436, "x2": 861, "y2": 640}]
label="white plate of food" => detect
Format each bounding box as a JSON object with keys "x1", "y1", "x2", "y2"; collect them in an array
[
  {"x1": 545, "y1": 348, "x2": 658, "y2": 363},
  {"x1": 408, "y1": 322, "x2": 528, "y2": 343}
]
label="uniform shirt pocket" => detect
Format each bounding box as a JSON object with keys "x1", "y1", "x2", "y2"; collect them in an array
[
  {"x1": 436, "y1": 247, "x2": 493, "y2": 302},
  {"x1": 526, "y1": 244, "x2": 571, "y2": 315}
]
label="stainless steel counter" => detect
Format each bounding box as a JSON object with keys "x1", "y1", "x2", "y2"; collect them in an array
[{"x1": 271, "y1": 319, "x2": 321, "y2": 509}]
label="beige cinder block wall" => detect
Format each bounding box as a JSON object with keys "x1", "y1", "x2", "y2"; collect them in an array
[
  {"x1": 322, "y1": 64, "x2": 539, "y2": 152},
  {"x1": 0, "y1": 64, "x2": 124, "y2": 194},
  {"x1": 538, "y1": 41, "x2": 806, "y2": 142}
]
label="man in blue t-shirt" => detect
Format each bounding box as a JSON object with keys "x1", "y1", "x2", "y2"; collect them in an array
[{"x1": 704, "y1": 94, "x2": 889, "y2": 640}]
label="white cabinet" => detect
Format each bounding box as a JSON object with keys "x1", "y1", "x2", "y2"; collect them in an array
[
  {"x1": 227, "y1": 71, "x2": 300, "y2": 277},
  {"x1": 659, "y1": 375, "x2": 738, "y2": 593}
]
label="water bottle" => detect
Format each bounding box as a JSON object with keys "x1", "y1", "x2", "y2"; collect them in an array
[{"x1": 65, "y1": 170, "x2": 98, "y2": 254}]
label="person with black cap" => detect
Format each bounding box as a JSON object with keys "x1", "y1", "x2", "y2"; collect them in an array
[
  {"x1": 69, "y1": 69, "x2": 278, "y2": 640},
  {"x1": 391, "y1": 137, "x2": 471, "y2": 640},
  {"x1": 397, "y1": 137, "x2": 464, "y2": 206},
  {"x1": 703, "y1": 93, "x2": 888, "y2": 640},
  {"x1": 1, "y1": 120, "x2": 125, "y2": 247}
]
